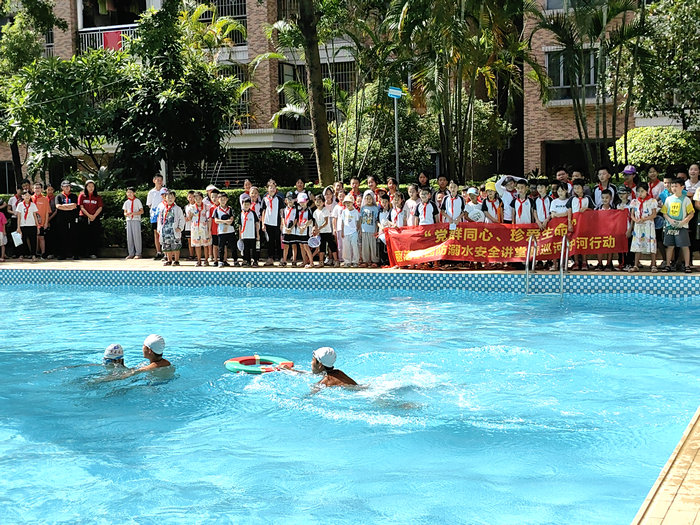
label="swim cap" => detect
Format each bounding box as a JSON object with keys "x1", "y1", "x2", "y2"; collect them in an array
[
  {"x1": 313, "y1": 347, "x2": 336, "y2": 368},
  {"x1": 103, "y1": 344, "x2": 124, "y2": 360},
  {"x1": 143, "y1": 334, "x2": 165, "y2": 355}
]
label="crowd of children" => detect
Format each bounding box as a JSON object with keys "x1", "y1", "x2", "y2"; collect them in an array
[{"x1": 1, "y1": 164, "x2": 698, "y2": 272}]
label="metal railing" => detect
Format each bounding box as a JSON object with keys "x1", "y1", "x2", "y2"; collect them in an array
[
  {"x1": 525, "y1": 235, "x2": 538, "y2": 294},
  {"x1": 78, "y1": 25, "x2": 138, "y2": 52},
  {"x1": 525, "y1": 233, "x2": 570, "y2": 295}
]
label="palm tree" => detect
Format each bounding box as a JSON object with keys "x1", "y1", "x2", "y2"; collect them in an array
[{"x1": 531, "y1": 0, "x2": 647, "y2": 174}]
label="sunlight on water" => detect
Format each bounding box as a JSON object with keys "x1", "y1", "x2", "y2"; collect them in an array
[{"x1": 0, "y1": 285, "x2": 698, "y2": 524}]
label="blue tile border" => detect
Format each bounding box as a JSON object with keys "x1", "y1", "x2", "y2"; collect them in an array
[{"x1": 0, "y1": 268, "x2": 698, "y2": 297}]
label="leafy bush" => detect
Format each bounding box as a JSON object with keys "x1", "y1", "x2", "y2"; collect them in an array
[
  {"x1": 247, "y1": 149, "x2": 306, "y2": 187},
  {"x1": 610, "y1": 127, "x2": 700, "y2": 171}
]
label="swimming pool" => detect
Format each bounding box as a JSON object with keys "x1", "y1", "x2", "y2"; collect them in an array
[{"x1": 1, "y1": 283, "x2": 698, "y2": 524}]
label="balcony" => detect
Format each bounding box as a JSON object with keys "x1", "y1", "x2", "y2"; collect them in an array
[{"x1": 78, "y1": 25, "x2": 137, "y2": 52}]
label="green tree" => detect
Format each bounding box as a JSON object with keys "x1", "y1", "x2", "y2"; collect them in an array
[
  {"x1": 632, "y1": 0, "x2": 700, "y2": 131},
  {"x1": 116, "y1": 0, "x2": 249, "y2": 183},
  {"x1": 532, "y1": 0, "x2": 649, "y2": 174},
  {"x1": 0, "y1": 0, "x2": 66, "y2": 185},
  {"x1": 388, "y1": 0, "x2": 546, "y2": 183},
  {"x1": 6, "y1": 50, "x2": 132, "y2": 175}
]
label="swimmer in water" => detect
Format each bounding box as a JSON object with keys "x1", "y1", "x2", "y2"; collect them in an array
[
  {"x1": 138, "y1": 334, "x2": 171, "y2": 371},
  {"x1": 311, "y1": 347, "x2": 357, "y2": 387},
  {"x1": 94, "y1": 334, "x2": 172, "y2": 382},
  {"x1": 103, "y1": 344, "x2": 125, "y2": 368}
]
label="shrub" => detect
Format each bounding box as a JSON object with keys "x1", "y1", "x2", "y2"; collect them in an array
[{"x1": 610, "y1": 127, "x2": 700, "y2": 172}]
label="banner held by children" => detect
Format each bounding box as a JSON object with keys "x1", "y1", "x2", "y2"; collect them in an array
[{"x1": 385, "y1": 210, "x2": 628, "y2": 266}]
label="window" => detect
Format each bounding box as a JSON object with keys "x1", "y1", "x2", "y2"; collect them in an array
[
  {"x1": 219, "y1": 64, "x2": 251, "y2": 129},
  {"x1": 0, "y1": 162, "x2": 14, "y2": 195},
  {"x1": 81, "y1": 0, "x2": 147, "y2": 29},
  {"x1": 546, "y1": 49, "x2": 598, "y2": 101},
  {"x1": 200, "y1": 0, "x2": 247, "y2": 45}
]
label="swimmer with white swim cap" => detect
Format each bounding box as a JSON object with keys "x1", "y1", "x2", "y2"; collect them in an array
[
  {"x1": 103, "y1": 344, "x2": 125, "y2": 367},
  {"x1": 138, "y1": 334, "x2": 171, "y2": 371},
  {"x1": 311, "y1": 347, "x2": 356, "y2": 387}
]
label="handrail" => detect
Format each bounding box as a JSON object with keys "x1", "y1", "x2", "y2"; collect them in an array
[
  {"x1": 559, "y1": 233, "x2": 570, "y2": 295},
  {"x1": 525, "y1": 235, "x2": 538, "y2": 294}
]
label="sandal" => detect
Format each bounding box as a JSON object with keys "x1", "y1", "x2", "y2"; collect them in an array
[
  {"x1": 650, "y1": 266, "x2": 658, "y2": 273},
  {"x1": 685, "y1": 266, "x2": 692, "y2": 274},
  {"x1": 628, "y1": 266, "x2": 639, "y2": 272},
  {"x1": 661, "y1": 265, "x2": 670, "y2": 272}
]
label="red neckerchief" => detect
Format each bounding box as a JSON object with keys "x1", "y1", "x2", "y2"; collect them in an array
[
  {"x1": 32, "y1": 193, "x2": 43, "y2": 204},
  {"x1": 62, "y1": 192, "x2": 71, "y2": 204},
  {"x1": 217, "y1": 205, "x2": 230, "y2": 216},
  {"x1": 284, "y1": 207, "x2": 294, "y2": 224},
  {"x1": 22, "y1": 200, "x2": 31, "y2": 221},
  {"x1": 241, "y1": 210, "x2": 251, "y2": 233},
  {"x1": 422, "y1": 202, "x2": 429, "y2": 221},
  {"x1": 597, "y1": 183, "x2": 607, "y2": 192},
  {"x1": 636, "y1": 195, "x2": 652, "y2": 219},
  {"x1": 577, "y1": 196, "x2": 584, "y2": 211},
  {"x1": 195, "y1": 203, "x2": 203, "y2": 224},
  {"x1": 392, "y1": 207, "x2": 402, "y2": 225},
  {"x1": 266, "y1": 194, "x2": 275, "y2": 212},
  {"x1": 649, "y1": 179, "x2": 661, "y2": 195},
  {"x1": 128, "y1": 196, "x2": 135, "y2": 214},
  {"x1": 539, "y1": 197, "x2": 548, "y2": 219},
  {"x1": 448, "y1": 196, "x2": 459, "y2": 217},
  {"x1": 162, "y1": 203, "x2": 175, "y2": 225},
  {"x1": 298, "y1": 208, "x2": 308, "y2": 229},
  {"x1": 517, "y1": 197, "x2": 527, "y2": 218}
]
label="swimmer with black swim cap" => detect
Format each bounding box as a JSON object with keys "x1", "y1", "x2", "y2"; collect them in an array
[{"x1": 311, "y1": 347, "x2": 356, "y2": 387}]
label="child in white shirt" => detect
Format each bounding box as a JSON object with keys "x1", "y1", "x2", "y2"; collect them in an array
[
  {"x1": 15, "y1": 191, "x2": 40, "y2": 261},
  {"x1": 414, "y1": 189, "x2": 438, "y2": 226},
  {"x1": 122, "y1": 186, "x2": 144, "y2": 259},
  {"x1": 313, "y1": 194, "x2": 338, "y2": 268},
  {"x1": 338, "y1": 193, "x2": 360, "y2": 267}
]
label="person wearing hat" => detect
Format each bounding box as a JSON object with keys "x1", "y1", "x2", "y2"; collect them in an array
[
  {"x1": 138, "y1": 334, "x2": 171, "y2": 371},
  {"x1": 54, "y1": 180, "x2": 80, "y2": 260},
  {"x1": 103, "y1": 344, "x2": 125, "y2": 368},
  {"x1": 622, "y1": 165, "x2": 638, "y2": 200},
  {"x1": 78, "y1": 179, "x2": 103, "y2": 259},
  {"x1": 481, "y1": 182, "x2": 503, "y2": 224},
  {"x1": 495, "y1": 175, "x2": 518, "y2": 222},
  {"x1": 311, "y1": 347, "x2": 356, "y2": 387},
  {"x1": 463, "y1": 187, "x2": 482, "y2": 222}
]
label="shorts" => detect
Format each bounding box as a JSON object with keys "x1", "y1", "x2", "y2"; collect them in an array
[
  {"x1": 151, "y1": 221, "x2": 158, "y2": 232},
  {"x1": 663, "y1": 228, "x2": 690, "y2": 248},
  {"x1": 319, "y1": 232, "x2": 337, "y2": 253},
  {"x1": 184, "y1": 229, "x2": 191, "y2": 239},
  {"x1": 38, "y1": 227, "x2": 47, "y2": 236},
  {"x1": 211, "y1": 234, "x2": 219, "y2": 246},
  {"x1": 282, "y1": 233, "x2": 299, "y2": 245}
]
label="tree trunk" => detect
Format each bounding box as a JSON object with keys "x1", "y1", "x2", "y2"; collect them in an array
[
  {"x1": 10, "y1": 139, "x2": 24, "y2": 188},
  {"x1": 298, "y1": 0, "x2": 334, "y2": 186}
]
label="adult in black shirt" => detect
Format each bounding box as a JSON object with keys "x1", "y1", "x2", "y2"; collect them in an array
[{"x1": 54, "y1": 180, "x2": 80, "y2": 260}]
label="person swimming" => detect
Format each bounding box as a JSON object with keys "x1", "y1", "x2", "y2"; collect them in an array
[
  {"x1": 311, "y1": 347, "x2": 357, "y2": 387},
  {"x1": 138, "y1": 334, "x2": 171, "y2": 371},
  {"x1": 103, "y1": 344, "x2": 125, "y2": 368}
]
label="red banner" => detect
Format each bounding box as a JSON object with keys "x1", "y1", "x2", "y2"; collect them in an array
[{"x1": 385, "y1": 209, "x2": 628, "y2": 266}]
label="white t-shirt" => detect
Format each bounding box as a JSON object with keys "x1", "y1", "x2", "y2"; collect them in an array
[
  {"x1": 123, "y1": 198, "x2": 144, "y2": 222},
  {"x1": 146, "y1": 188, "x2": 162, "y2": 221},
  {"x1": 686, "y1": 179, "x2": 700, "y2": 200},
  {"x1": 212, "y1": 206, "x2": 235, "y2": 235},
  {"x1": 390, "y1": 207, "x2": 407, "y2": 227},
  {"x1": 567, "y1": 195, "x2": 593, "y2": 214},
  {"x1": 442, "y1": 195, "x2": 464, "y2": 221},
  {"x1": 405, "y1": 198, "x2": 419, "y2": 225},
  {"x1": 16, "y1": 201, "x2": 39, "y2": 227},
  {"x1": 339, "y1": 208, "x2": 360, "y2": 236},
  {"x1": 415, "y1": 202, "x2": 437, "y2": 226},
  {"x1": 240, "y1": 209, "x2": 258, "y2": 239},
  {"x1": 510, "y1": 197, "x2": 533, "y2": 225},
  {"x1": 8, "y1": 195, "x2": 20, "y2": 213},
  {"x1": 314, "y1": 207, "x2": 332, "y2": 234},
  {"x1": 549, "y1": 198, "x2": 569, "y2": 217},
  {"x1": 593, "y1": 183, "x2": 617, "y2": 208},
  {"x1": 533, "y1": 196, "x2": 550, "y2": 222}
]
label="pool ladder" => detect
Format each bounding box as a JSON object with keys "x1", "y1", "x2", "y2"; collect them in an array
[{"x1": 525, "y1": 234, "x2": 570, "y2": 295}]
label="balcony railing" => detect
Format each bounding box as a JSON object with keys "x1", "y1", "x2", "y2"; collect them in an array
[{"x1": 78, "y1": 25, "x2": 138, "y2": 53}]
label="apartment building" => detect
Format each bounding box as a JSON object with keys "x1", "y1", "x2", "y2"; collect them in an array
[
  {"x1": 0, "y1": 0, "x2": 357, "y2": 191},
  {"x1": 522, "y1": 0, "x2": 635, "y2": 178}
]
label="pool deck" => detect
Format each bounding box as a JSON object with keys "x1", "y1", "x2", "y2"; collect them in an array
[
  {"x1": 633, "y1": 406, "x2": 700, "y2": 525},
  {"x1": 1, "y1": 258, "x2": 700, "y2": 523}
]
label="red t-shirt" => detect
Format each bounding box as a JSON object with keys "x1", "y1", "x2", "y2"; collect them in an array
[{"x1": 78, "y1": 193, "x2": 103, "y2": 217}]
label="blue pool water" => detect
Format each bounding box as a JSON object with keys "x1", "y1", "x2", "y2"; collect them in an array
[{"x1": 1, "y1": 284, "x2": 698, "y2": 524}]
